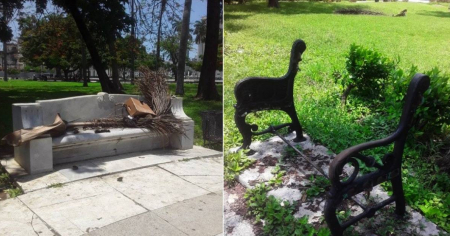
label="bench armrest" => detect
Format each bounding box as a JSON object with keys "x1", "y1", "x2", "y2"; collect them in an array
[{"x1": 12, "y1": 103, "x2": 44, "y2": 130}]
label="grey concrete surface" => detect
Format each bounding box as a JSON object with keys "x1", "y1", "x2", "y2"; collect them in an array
[{"x1": 1, "y1": 150, "x2": 223, "y2": 236}]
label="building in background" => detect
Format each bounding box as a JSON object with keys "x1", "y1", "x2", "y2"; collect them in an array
[{"x1": 0, "y1": 42, "x2": 25, "y2": 71}]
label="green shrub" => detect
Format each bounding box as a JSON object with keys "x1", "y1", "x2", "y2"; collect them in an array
[
  {"x1": 224, "y1": 150, "x2": 255, "y2": 184},
  {"x1": 7, "y1": 68, "x2": 20, "y2": 75},
  {"x1": 338, "y1": 44, "x2": 395, "y2": 105},
  {"x1": 386, "y1": 66, "x2": 450, "y2": 138},
  {"x1": 416, "y1": 68, "x2": 450, "y2": 137}
]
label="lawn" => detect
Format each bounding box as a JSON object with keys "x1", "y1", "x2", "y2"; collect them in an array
[
  {"x1": 0, "y1": 80, "x2": 222, "y2": 149},
  {"x1": 224, "y1": 1, "x2": 450, "y2": 233}
]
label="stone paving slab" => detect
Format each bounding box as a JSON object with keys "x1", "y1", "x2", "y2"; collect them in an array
[
  {"x1": 101, "y1": 166, "x2": 210, "y2": 210},
  {"x1": 182, "y1": 175, "x2": 223, "y2": 192},
  {"x1": 153, "y1": 191, "x2": 224, "y2": 236},
  {"x1": 85, "y1": 211, "x2": 188, "y2": 236},
  {"x1": 159, "y1": 158, "x2": 223, "y2": 176},
  {"x1": 19, "y1": 178, "x2": 115, "y2": 209},
  {"x1": 1, "y1": 147, "x2": 223, "y2": 236},
  {"x1": 6, "y1": 146, "x2": 222, "y2": 193},
  {"x1": 0, "y1": 198, "x2": 56, "y2": 236},
  {"x1": 31, "y1": 191, "x2": 147, "y2": 235}
]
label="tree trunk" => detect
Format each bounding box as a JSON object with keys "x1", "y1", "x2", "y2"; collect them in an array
[
  {"x1": 107, "y1": 33, "x2": 123, "y2": 91},
  {"x1": 2, "y1": 1, "x2": 7, "y2": 82},
  {"x1": 2, "y1": 40, "x2": 6, "y2": 81},
  {"x1": 55, "y1": 66, "x2": 62, "y2": 81},
  {"x1": 130, "y1": 0, "x2": 135, "y2": 85},
  {"x1": 195, "y1": 0, "x2": 220, "y2": 101},
  {"x1": 156, "y1": 0, "x2": 167, "y2": 66},
  {"x1": 341, "y1": 84, "x2": 354, "y2": 106},
  {"x1": 64, "y1": 0, "x2": 122, "y2": 93},
  {"x1": 175, "y1": 0, "x2": 192, "y2": 96},
  {"x1": 82, "y1": 37, "x2": 88, "y2": 87},
  {"x1": 63, "y1": 69, "x2": 69, "y2": 81},
  {"x1": 268, "y1": 0, "x2": 279, "y2": 8}
]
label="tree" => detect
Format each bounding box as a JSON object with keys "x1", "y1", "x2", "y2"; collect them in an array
[
  {"x1": 160, "y1": 21, "x2": 192, "y2": 83},
  {"x1": 19, "y1": 14, "x2": 84, "y2": 81},
  {"x1": 115, "y1": 35, "x2": 147, "y2": 80},
  {"x1": 195, "y1": 0, "x2": 221, "y2": 100},
  {"x1": 193, "y1": 18, "x2": 206, "y2": 44},
  {"x1": 51, "y1": 0, "x2": 132, "y2": 93},
  {"x1": 268, "y1": 0, "x2": 279, "y2": 8},
  {"x1": 135, "y1": 0, "x2": 181, "y2": 68},
  {"x1": 1, "y1": 0, "x2": 23, "y2": 81},
  {"x1": 175, "y1": 0, "x2": 192, "y2": 95}
]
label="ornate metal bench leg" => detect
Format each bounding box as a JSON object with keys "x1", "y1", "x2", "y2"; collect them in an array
[
  {"x1": 324, "y1": 198, "x2": 344, "y2": 236},
  {"x1": 235, "y1": 112, "x2": 253, "y2": 149},
  {"x1": 391, "y1": 174, "x2": 406, "y2": 216},
  {"x1": 284, "y1": 106, "x2": 306, "y2": 142}
]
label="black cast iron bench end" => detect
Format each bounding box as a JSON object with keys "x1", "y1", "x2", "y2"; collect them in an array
[
  {"x1": 324, "y1": 73, "x2": 430, "y2": 236},
  {"x1": 234, "y1": 39, "x2": 307, "y2": 149}
]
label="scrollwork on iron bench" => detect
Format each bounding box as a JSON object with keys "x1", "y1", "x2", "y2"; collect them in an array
[{"x1": 324, "y1": 73, "x2": 430, "y2": 236}]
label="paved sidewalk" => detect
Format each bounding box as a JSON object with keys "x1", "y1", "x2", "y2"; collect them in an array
[{"x1": 0, "y1": 147, "x2": 223, "y2": 236}]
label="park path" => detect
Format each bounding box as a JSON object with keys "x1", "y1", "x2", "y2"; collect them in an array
[
  {"x1": 225, "y1": 132, "x2": 444, "y2": 236},
  {"x1": 0, "y1": 147, "x2": 223, "y2": 236}
]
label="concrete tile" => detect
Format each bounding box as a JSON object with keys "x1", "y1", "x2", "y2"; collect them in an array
[
  {"x1": 0, "y1": 198, "x2": 55, "y2": 236},
  {"x1": 159, "y1": 158, "x2": 222, "y2": 176},
  {"x1": 1, "y1": 156, "x2": 28, "y2": 177},
  {"x1": 33, "y1": 191, "x2": 146, "y2": 236},
  {"x1": 16, "y1": 171, "x2": 69, "y2": 193},
  {"x1": 19, "y1": 178, "x2": 115, "y2": 209},
  {"x1": 56, "y1": 161, "x2": 107, "y2": 181},
  {"x1": 89, "y1": 155, "x2": 142, "y2": 173},
  {"x1": 153, "y1": 192, "x2": 223, "y2": 236},
  {"x1": 101, "y1": 167, "x2": 209, "y2": 210},
  {"x1": 86, "y1": 211, "x2": 187, "y2": 236},
  {"x1": 210, "y1": 156, "x2": 223, "y2": 165},
  {"x1": 182, "y1": 175, "x2": 223, "y2": 192},
  {"x1": 125, "y1": 153, "x2": 173, "y2": 167},
  {"x1": 190, "y1": 146, "x2": 222, "y2": 157}
]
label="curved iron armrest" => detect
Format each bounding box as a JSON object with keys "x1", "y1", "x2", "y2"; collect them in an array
[
  {"x1": 324, "y1": 73, "x2": 430, "y2": 236},
  {"x1": 328, "y1": 127, "x2": 404, "y2": 189}
]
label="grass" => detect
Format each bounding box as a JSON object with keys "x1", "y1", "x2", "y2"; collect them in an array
[
  {"x1": 224, "y1": 2, "x2": 450, "y2": 150},
  {"x1": 0, "y1": 80, "x2": 222, "y2": 149},
  {"x1": 224, "y1": 1, "x2": 450, "y2": 233}
]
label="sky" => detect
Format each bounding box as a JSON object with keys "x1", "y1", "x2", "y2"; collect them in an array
[{"x1": 9, "y1": 0, "x2": 207, "y2": 59}]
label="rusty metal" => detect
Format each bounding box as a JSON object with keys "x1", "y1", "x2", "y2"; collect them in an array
[
  {"x1": 324, "y1": 73, "x2": 430, "y2": 236},
  {"x1": 233, "y1": 40, "x2": 307, "y2": 150}
]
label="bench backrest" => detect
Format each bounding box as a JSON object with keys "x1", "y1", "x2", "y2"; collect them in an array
[{"x1": 12, "y1": 93, "x2": 188, "y2": 130}]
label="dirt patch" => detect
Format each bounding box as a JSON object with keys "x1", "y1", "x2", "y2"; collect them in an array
[
  {"x1": 260, "y1": 155, "x2": 278, "y2": 166},
  {"x1": 334, "y1": 8, "x2": 385, "y2": 16},
  {"x1": 226, "y1": 183, "x2": 249, "y2": 217}
]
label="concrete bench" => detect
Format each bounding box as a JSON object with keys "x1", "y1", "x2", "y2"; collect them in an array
[{"x1": 12, "y1": 92, "x2": 194, "y2": 174}]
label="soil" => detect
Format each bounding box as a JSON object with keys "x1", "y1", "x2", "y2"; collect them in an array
[
  {"x1": 225, "y1": 183, "x2": 249, "y2": 217},
  {"x1": 334, "y1": 8, "x2": 385, "y2": 15},
  {"x1": 225, "y1": 182, "x2": 265, "y2": 235}
]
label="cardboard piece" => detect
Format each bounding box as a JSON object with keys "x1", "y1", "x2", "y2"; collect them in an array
[{"x1": 124, "y1": 97, "x2": 156, "y2": 117}]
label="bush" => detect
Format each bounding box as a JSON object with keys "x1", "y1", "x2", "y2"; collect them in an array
[
  {"x1": 417, "y1": 68, "x2": 450, "y2": 137},
  {"x1": 387, "y1": 66, "x2": 450, "y2": 138},
  {"x1": 7, "y1": 68, "x2": 20, "y2": 75},
  {"x1": 337, "y1": 44, "x2": 395, "y2": 105}
]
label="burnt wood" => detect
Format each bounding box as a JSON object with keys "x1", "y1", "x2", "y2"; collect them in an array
[
  {"x1": 234, "y1": 40, "x2": 307, "y2": 149},
  {"x1": 324, "y1": 73, "x2": 430, "y2": 236}
]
